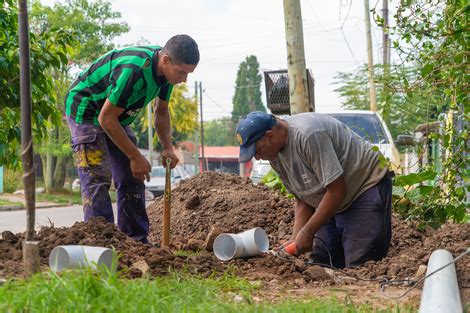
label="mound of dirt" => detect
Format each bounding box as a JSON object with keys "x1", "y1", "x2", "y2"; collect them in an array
[
  {"x1": 146, "y1": 171, "x2": 470, "y2": 285},
  {"x1": 147, "y1": 171, "x2": 294, "y2": 247},
  {"x1": 0, "y1": 171, "x2": 468, "y2": 290},
  {"x1": 0, "y1": 217, "x2": 225, "y2": 279}
]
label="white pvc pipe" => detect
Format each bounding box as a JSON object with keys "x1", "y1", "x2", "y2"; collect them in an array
[
  {"x1": 49, "y1": 245, "x2": 116, "y2": 272},
  {"x1": 213, "y1": 227, "x2": 270, "y2": 261},
  {"x1": 419, "y1": 249, "x2": 462, "y2": 313},
  {"x1": 213, "y1": 234, "x2": 245, "y2": 261}
]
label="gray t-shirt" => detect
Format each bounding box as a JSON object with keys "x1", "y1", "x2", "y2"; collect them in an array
[{"x1": 270, "y1": 113, "x2": 387, "y2": 212}]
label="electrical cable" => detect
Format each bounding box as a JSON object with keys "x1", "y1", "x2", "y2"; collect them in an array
[
  {"x1": 273, "y1": 235, "x2": 469, "y2": 299},
  {"x1": 380, "y1": 247, "x2": 470, "y2": 299}
]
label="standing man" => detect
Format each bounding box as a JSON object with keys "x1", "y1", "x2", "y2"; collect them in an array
[
  {"x1": 65, "y1": 35, "x2": 199, "y2": 243},
  {"x1": 236, "y1": 111, "x2": 393, "y2": 268}
]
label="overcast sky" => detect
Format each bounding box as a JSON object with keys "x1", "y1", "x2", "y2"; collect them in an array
[{"x1": 42, "y1": 0, "x2": 391, "y2": 120}]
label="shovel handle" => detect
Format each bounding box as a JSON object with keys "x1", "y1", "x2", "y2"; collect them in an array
[{"x1": 163, "y1": 158, "x2": 172, "y2": 247}]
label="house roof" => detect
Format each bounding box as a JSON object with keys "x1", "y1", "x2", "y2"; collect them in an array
[{"x1": 200, "y1": 146, "x2": 239, "y2": 158}]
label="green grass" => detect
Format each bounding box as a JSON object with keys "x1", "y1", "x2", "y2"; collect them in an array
[
  {"x1": 36, "y1": 191, "x2": 117, "y2": 205},
  {"x1": 0, "y1": 199, "x2": 23, "y2": 207},
  {"x1": 0, "y1": 269, "x2": 414, "y2": 313},
  {"x1": 36, "y1": 191, "x2": 83, "y2": 205}
]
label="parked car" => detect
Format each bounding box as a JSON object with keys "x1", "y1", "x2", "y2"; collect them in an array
[
  {"x1": 144, "y1": 165, "x2": 191, "y2": 198},
  {"x1": 250, "y1": 110, "x2": 400, "y2": 183}
]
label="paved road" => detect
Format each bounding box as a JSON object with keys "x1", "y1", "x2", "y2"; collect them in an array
[{"x1": 0, "y1": 205, "x2": 117, "y2": 234}]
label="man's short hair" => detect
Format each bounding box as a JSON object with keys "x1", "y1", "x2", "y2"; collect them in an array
[{"x1": 162, "y1": 34, "x2": 199, "y2": 65}]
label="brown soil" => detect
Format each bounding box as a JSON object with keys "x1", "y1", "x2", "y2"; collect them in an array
[
  {"x1": 147, "y1": 172, "x2": 469, "y2": 287},
  {"x1": 0, "y1": 171, "x2": 468, "y2": 308}
]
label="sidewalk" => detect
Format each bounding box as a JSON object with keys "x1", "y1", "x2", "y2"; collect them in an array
[{"x1": 0, "y1": 194, "x2": 65, "y2": 212}]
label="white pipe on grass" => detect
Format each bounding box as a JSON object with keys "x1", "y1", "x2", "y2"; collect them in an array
[
  {"x1": 213, "y1": 227, "x2": 269, "y2": 261},
  {"x1": 49, "y1": 245, "x2": 116, "y2": 272},
  {"x1": 419, "y1": 249, "x2": 462, "y2": 313}
]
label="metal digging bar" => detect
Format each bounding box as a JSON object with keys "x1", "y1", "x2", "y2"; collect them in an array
[
  {"x1": 263, "y1": 69, "x2": 315, "y2": 115},
  {"x1": 18, "y1": 0, "x2": 40, "y2": 275}
]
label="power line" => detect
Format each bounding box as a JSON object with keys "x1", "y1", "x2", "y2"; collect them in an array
[{"x1": 202, "y1": 90, "x2": 232, "y2": 115}]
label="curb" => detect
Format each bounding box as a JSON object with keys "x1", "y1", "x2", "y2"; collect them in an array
[{"x1": 0, "y1": 203, "x2": 68, "y2": 212}]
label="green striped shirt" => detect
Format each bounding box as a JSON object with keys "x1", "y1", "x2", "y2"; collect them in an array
[{"x1": 65, "y1": 46, "x2": 174, "y2": 126}]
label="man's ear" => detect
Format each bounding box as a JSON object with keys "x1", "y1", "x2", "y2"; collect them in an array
[
  {"x1": 265, "y1": 130, "x2": 274, "y2": 141},
  {"x1": 161, "y1": 54, "x2": 170, "y2": 65}
]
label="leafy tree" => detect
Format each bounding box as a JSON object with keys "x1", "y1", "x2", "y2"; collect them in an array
[
  {"x1": 372, "y1": 0, "x2": 469, "y2": 226},
  {"x1": 231, "y1": 55, "x2": 265, "y2": 126},
  {"x1": 204, "y1": 117, "x2": 238, "y2": 146},
  {"x1": 29, "y1": 0, "x2": 129, "y2": 192},
  {"x1": 0, "y1": 0, "x2": 73, "y2": 169},
  {"x1": 31, "y1": 0, "x2": 129, "y2": 66},
  {"x1": 333, "y1": 64, "x2": 437, "y2": 139},
  {"x1": 131, "y1": 84, "x2": 199, "y2": 149}
]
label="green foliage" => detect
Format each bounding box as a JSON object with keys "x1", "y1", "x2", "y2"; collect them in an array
[
  {"x1": 261, "y1": 170, "x2": 294, "y2": 199},
  {"x1": 0, "y1": 0, "x2": 74, "y2": 168},
  {"x1": 231, "y1": 55, "x2": 265, "y2": 126},
  {"x1": 29, "y1": 0, "x2": 129, "y2": 192},
  {"x1": 0, "y1": 269, "x2": 408, "y2": 312},
  {"x1": 333, "y1": 64, "x2": 437, "y2": 139},
  {"x1": 374, "y1": 0, "x2": 470, "y2": 227},
  {"x1": 169, "y1": 84, "x2": 199, "y2": 143},
  {"x1": 204, "y1": 117, "x2": 238, "y2": 146},
  {"x1": 394, "y1": 168, "x2": 469, "y2": 227},
  {"x1": 131, "y1": 84, "x2": 199, "y2": 148},
  {"x1": 336, "y1": 1, "x2": 470, "y2": 227},
  {"x1": 31, "y1": 0, "x2": 129, "y2": 66},
  {"x1": 2, "y1": 168, "x2": 23, "y2": 193}
]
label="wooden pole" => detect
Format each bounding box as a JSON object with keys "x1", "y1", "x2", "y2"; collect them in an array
[
  {"x1": 162, "y1": 158, "x2": 171, "y2": 247},
  {"x1": 382, "y1": 0, "x2": 390, "y2": 72},
  {"x1": 283, "y1": 0, "x2": 309, "y2": 115},
  {"x1": 199, "y1": 82, "x2": 206, "y2": 170},
  {"x1": 194, "y1": 81, "x2": 200, "y2": 174},
  {"x1": 364, "y1": 0, "x2": 378, "y2": 112},
  {"x1": 18, "y1": 0, "x2": 40, "y2": 275}
]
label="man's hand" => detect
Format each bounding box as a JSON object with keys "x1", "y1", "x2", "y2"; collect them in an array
[
  {"x1": 161, "y1": 148, "x2": 179, "y2": 169},
  {"x1": 294, "y1": 228, "x2": 315, "y2": 255},
  {"x1": 130, "y1": 153, "x2": 151, "y2": 182}
]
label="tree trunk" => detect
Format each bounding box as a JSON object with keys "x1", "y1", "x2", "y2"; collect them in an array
[{"x1": 52, "y1": 154, "x2": 68, "y2": 191}]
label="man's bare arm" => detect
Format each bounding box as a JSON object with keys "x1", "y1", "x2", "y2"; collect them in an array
[
  {"x1": 98, "y1": 99, "x2": 150, "y2": 181},
  {"x1": 295, "y1": 175, "x2": 347, "y2": 253}
]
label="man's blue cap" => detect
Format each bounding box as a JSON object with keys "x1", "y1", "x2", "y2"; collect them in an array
[{"x1": 236, "y1": 111, "x2": 276, "y2": 163}]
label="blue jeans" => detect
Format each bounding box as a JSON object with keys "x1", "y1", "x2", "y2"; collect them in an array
[
  {"x1": 67, "y1": 117, "x2": 149, "y2": 243},
  {"x1": 310, "y1": 171, "x2": 394, "y2": 268}
]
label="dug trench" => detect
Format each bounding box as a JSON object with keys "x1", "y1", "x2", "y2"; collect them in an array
[{"x1": 0, "y1": 172, "x2": 468, "y2": 308}]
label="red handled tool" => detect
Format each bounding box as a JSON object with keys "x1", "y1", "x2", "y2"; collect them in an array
[{"x1": 284, "y1": 242, "x2": 296, "y2": 255}]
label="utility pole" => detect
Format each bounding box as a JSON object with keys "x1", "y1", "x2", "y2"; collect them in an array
[
  {"x1": 382, "y1": 0, "x2": 390, "y2": 73},
  {"x1": 18, "y1": 0, "x2": 40, "y2": 275},
  {"x1": 194, "y1": 81, "x2": 199, "y2": 174},
  {"x1": 382, "y1": 0, "x2": 390, "y2": 119},
  {"x1": 364, "y1": 0, "x2": 378, "y2": 112},
  {"x1": 199, "y1": 82, "x2": 206, "y2": 171},
  {"x1": 147, "y1": 100, "x2": 154, "y2": 166},
  {"x1": 283, "y1": 0, "x2": 309, "y2": 115}
]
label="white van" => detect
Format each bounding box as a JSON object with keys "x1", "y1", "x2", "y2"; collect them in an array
[{"x1": 250, "y1": 110, "x2": 400, "y2": 184}]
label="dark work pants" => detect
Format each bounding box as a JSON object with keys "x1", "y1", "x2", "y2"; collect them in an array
[
  {"x1": 67, "y1": 117, "x2": 149, "y2": 243},
  {"x1": 310, "y1": 172, "x2": 394, "y2": 268}
]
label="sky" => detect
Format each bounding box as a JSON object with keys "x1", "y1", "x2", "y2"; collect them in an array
[{"x1": 42, "y1": 0, "x2": 390, "y2": 120}]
